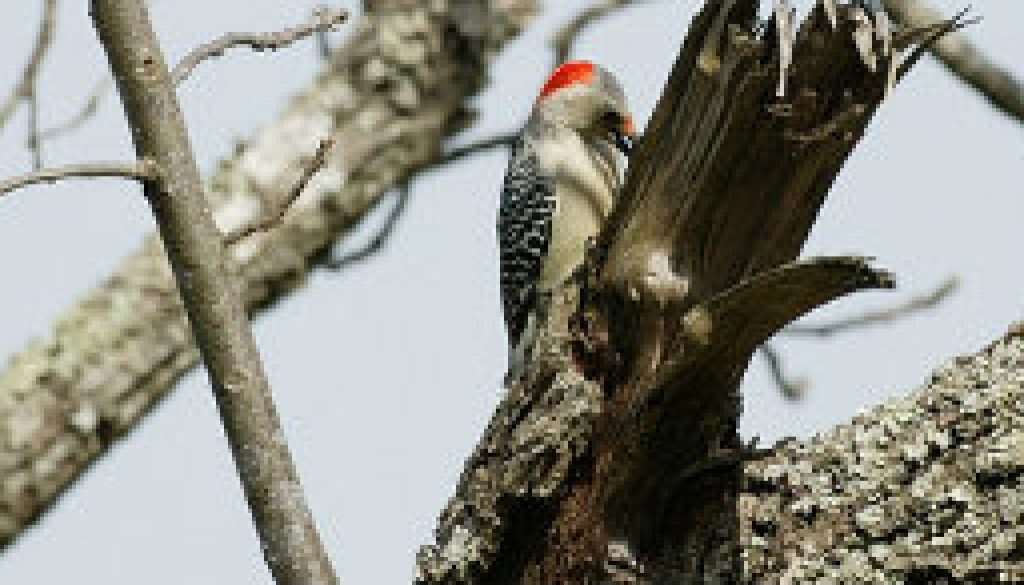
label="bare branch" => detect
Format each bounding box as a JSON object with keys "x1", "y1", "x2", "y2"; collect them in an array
[
  {"x1": 0, "y1": 160, "x2": 157, "y2": 197},
  {"x1": 884, "y1": 0, "x2": 1024, "y2": 122},
  {"x1": 93, "y1": 0, "x2": 338, "y2": 581},
  {"x1": 225, "y1": 138, "x2": 334, "y2": 245},
  {"x1": 417, "y1": 2, "x2": 966, "y2": 580},
  {"x1": 171, "y1": 6, "x2": 348, "y2": 86},
  {"x1": 784, "y1": 275, "x2": 958, "y2": 338},
  {"x1": 37, "y1": 78, "x2": 112, "y2": 142},
  {"x1": 0, "y1": 0, "x2": 57, "y2": 133},
  {"x1": 551, "y1": 0, "x2": 640, "y2": 65},
  {"x1": 437, "y1": 133, "x2": 516, "y2": 165}
]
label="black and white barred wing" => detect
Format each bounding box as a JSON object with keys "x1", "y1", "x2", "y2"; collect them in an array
[{"x1": 496, "y1": 138, "x2": 556, "y2": 348}]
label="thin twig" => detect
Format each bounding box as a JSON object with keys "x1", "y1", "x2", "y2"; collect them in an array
[
  {"x1": 326, "y1": 183, "x2": 411, "y2": 270},
  {"x1": 550, "y1": 0, "x2": 640, "y2": 65},
  {"x1": 26, "y1": 91, "x2": 43, "y2": 170},
  {"x1": 0, "y1": 0, "x2": 58, "y2": 133},
  {"x1": 438, "y1": 133, "x2": 517, "y2": 165},
  {"x1": 760, "y1": 277, "x2": 958, "y2": 399},
  {"x1": 758, "y1": 343, "x2": 807, "y2": 401},
  {"x1": 884, "y1": 0, "x2": 1023, "y2": 123},
  {"x1": 225, "y1": 138, "x2": 334, "y2": 244},
  {"x1": 783, "y1": 276, "x2": 958, "y2": 338},
  {"x1": 0, "y1": 160, "x2": 157, "y2": 198},
  {"x1": 171, "y1": 6, "x2": 348, "y2": 86},
  {"x1": 37, "y1": 78, "x2": 112, "y2": 141},
  {"x1": 323, "y1": 134, "x2": 513, "y2": 269},
  {"x1": 895, "y1": 7, "x2": 978, "y2": 82}
]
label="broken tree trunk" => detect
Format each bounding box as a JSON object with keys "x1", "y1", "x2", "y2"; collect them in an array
[{"x1": 415, "y1": 1, "x2": 985, "y2": 583}]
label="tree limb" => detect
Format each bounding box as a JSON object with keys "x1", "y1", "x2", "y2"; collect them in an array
[
  {"x1": 0, "y1": 160, "x2": 157, "y2": 197},
  {"x1": 0, "y1": 0, "x2": 536, "y2": 551},
  {"x1": 883, "y1": 0, "x2": 1024, "y2": 123},
  {"x1": 91, "y1": 1, "x2": 337, "y2": 582},
  {"x1": 171, "y1": 6, "x2": 348, "y2": 86},
  {"x1": 415, "y1": 2, "x2": 974, "y2": 582}
]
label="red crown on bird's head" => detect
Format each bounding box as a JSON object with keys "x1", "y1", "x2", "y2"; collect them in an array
[{"x1": 537, "y1": 60, "x2": 596, "y2": 102}]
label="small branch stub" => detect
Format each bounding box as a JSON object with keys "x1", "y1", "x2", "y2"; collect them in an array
[
  {"x1": 225, "y1": 137, "x2": 334, "y2": 244},
  {"x1": 0, "y1": 159, "x2": 157, "y2": 198}
]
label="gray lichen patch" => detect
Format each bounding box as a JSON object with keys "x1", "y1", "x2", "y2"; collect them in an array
[{"x1": 742, "y1": 326, "x2": 1024, "y2": 583}]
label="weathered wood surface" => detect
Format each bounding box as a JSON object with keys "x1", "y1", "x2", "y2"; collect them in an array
[{"x1": 416, "y1": 2, "x2": 989, "y2": 583}]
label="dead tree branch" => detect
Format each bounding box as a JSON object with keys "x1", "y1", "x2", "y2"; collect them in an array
[
  {"x1": 171, "y1": 7, "x2": 348, "y2": 86},
  {"x1": 0, "y1": 0, "x2": 536, "y2": 551},
  {"x1": 225, "y1": 137, "x2": 334, "y2": 245},
  {"x1": 883, "y1": 0, "x2": 1024, "y2": 123},
  {"x1": 416, "y1": 2, "x2": 974, "y2": 583},
  {"x1": 0, "y1": 160, "x2": 157, "y2": 197},
  {"x1": 0, "y1": 0, "x2": 57, "y2": 133},
  {"x1": 91, "y1": 0, "x2": 338, "y2": 582}
]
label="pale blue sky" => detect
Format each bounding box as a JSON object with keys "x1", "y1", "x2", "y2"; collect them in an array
[{"x1": 0, "y1": 1, "x2": 1020, "y2": 583}]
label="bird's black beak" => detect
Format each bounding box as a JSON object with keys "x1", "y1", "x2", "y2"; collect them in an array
[
  {"x1": 612, "y1": 129, "x2": 635, "y2": 156},
  {"x1": 612, "y1": 114, "x2": 636, "y2": 156}
]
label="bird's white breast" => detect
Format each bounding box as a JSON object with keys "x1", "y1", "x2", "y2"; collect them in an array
[{"x1": 533, "y1": 127, "x2": 623, "y2": 290}]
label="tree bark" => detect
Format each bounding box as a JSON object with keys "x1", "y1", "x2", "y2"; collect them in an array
[
  {"x1": 743, "y1": 324, "x2": 1024, "y2": 583},
  {"x1": 415, "y1": 2, "x2": 997, "y2": 583},
  {"x1": 0, "y1": 0, "x2": 535, "y2": 549}
]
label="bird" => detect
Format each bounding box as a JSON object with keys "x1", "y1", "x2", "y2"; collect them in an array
[{"x1": 497, "y1": 60, "x2": 635, "y2": 378}]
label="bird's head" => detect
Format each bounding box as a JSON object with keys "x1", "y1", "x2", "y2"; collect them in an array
[{"x1": 534, "y1": 60, "x2": 636, "y2": 155}]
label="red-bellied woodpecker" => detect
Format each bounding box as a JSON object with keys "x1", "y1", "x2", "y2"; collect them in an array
[{"x1": 497, "y1": 60, "x2": 635, "y2": 377}]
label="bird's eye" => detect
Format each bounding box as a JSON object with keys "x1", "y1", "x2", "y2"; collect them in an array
[{"x1": 601, "y1": 110, "x2": 622, "y2": 128}]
